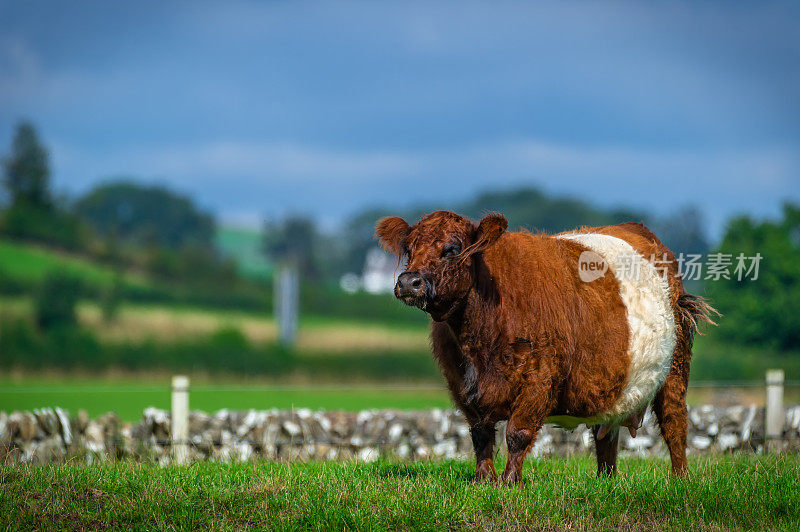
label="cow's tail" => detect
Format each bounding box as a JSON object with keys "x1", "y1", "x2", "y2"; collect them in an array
[{"x1": 676, "y1": 293, "x2": 719, "y2": 337}]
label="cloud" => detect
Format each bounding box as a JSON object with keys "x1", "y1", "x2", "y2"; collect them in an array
[
  {"x1": 2, "y1": 1, "x2": 798, "y2": 237},
  {"x1": 0, "y1": 37, "x2": 41, "y2": 103},
  {"x1": 51, "y1": 141, "x2": 419, "y2": 188},
  {"x1": 149, "y1": 142, "x2": 420, "y2": 186}
]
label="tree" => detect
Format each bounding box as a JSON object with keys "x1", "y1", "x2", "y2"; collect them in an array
[
  {"x1": 338, "y1": 186, "x2": 651, "y2": 279},
  {"x1": 652, "y1": 206, "x2": 710, "y2": 257},
  {"x1": 74, "y1": 180, "x2": 216, "y2": 249},
  {"x1": 458, "y1": 187, "x2": 649, "y2": 233},
  {"x1": 0, "y1": 122, "x2": 87, "y2": 249},
  {"x1": 338, "y1": 208, "x2": 398, "y2": 276},
  {"x1": 707, "y1": 203, "x2": 800, "y2": 350},
  {"x1": 2, "y1": 121, "x2": 52, "y2": 209},
  {"x1": 262, "y1": 215, "x2": 320, "y2": 280}
]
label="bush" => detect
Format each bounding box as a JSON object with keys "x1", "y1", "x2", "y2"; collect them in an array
[
  {"x1": 0, "y1": 203, "x2": 89, "y2": 251},
  {"x1": 0, "y1": 319, "x2": 441, "y2": 380},
  {"x1": 301, "y1": 283, "x2": 428, "y2": 325},
  {"x1": 0, "y1": 319, "x2": 104, "y2": 369},
  {"x1": 101, "y1": 272, "x2": 124, "y2": 322},
  {"x1": 0, "y1": 266, "x2": 25, "y2": 295},
  {"x1": 34, "y1": 272, "x2": 83, "y2": 330},
  {"x1": 0, "y1": 320, "x2": 297, "y2": 375},
  {"x1": 209, "y1": 326, "x2": 250, "y2": 350},
  {"x1": 120, "y1": 280, "x2": 270, "y2": 312}
]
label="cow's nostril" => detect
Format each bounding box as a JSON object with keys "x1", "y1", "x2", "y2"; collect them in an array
[{"x1": 411, "y1": 278, "x2": 422, "y2": 289}]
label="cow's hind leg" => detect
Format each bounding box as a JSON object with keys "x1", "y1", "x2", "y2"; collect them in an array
[
  {"x1": 652, "y1": 324, "x2": 693, "y2": 477},
  {"x1": 592, "y1": 425, "x2": 620, "y2": 476},
  {"x1": 653, "y1": 371, "x2": 689, "y2": 476}
]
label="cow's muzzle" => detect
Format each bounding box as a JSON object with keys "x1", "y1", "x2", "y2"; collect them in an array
[{"x1": 395, "y1": 271, "x2": 433, "y2": 311}]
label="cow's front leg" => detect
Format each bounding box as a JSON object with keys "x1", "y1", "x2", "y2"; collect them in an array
[
  {"x1": 500, "y1": 413, "x2": 545, "y2": 485},
  {"x1": 470, "y1": 423, "x2": 497, "y2": 483}
]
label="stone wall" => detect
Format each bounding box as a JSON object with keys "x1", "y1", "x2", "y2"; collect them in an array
[{"x1": 2, "y1": 405, "x2": 800, "y2": 465}]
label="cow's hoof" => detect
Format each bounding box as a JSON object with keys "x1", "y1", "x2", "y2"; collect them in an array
[
  {"x1": 474, "y1": 474, "x2": 497, "y2": 484},
  {"x1": 500, "y1": 470, "x2": 522, "y2": 486},
  {"x1": 475, "y1": 463, "x2": 497, "y2": 483}
]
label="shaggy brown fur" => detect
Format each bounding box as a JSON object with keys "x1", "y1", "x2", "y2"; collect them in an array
[{"x1": 376, "y1": 211, "x2": 716, "y2": 483}]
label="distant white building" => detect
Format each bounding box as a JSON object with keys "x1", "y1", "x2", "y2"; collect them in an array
[
  {"x1": 339, "y1": 248, "x2": 399, "y2": 294},
  {"x1": 362, "y1": 248, "x2": 399, "y2": 294}
]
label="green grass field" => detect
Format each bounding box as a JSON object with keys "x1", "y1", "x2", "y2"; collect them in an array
[
  {"x1": 0, "y1": 239, "x2": 149, "y2": 289},
  {"x1": 2, "y1": 455, "x2": 798, "y2": 530},
  {"x1": 0, "y1": 377, "x2": 451, "y2": 420},
  {"x1": 3, "y1": 376, "x2": 798, "y2": 422}
]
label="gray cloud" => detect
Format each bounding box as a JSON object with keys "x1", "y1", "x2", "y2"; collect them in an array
[{"x1": 1, "y1": 1, "x2": 798, "y2": 238}]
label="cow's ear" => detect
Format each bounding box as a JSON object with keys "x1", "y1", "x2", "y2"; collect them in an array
[
  {"x1": 375, "y1": 216, "x2": 410, "y2": 255},
  {"x1": 468, "y1": 213, "x2": 507, "y2": 255}
]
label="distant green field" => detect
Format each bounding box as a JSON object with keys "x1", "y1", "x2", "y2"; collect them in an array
[
  {"x1": 216, "y1": 226, "x2": 272, "y2": 280},
  {"x1": 3, "y1": 371, "x2": 798, "y2": 422},
  {"x1": 0, "y1": 232, "x2": 267, "y2": 287},
  {"x1": 0, "y1": 377, "x2": 451, "y2": 420},
  {"x1": 3, "y1": 456, "x2": 798, "y2": 530},
  {"x1": 0, "y1": 239, "x2": 149, "y2": 289}
]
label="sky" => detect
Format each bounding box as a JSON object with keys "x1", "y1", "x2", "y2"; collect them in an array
[{"x1": 1, "y1": 1, "x2": 798, "y2": 238}]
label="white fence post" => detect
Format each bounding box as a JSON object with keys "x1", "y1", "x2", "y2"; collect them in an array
[
  {"x1": 172, "y1": 375, "x2": 190, "y2": 465},
  {"x1": 274, "y1": 263, "x2": 299, "y2": 347},
  {"x1": 765, "y1": 369, "x2": 784, "y2": 453}
]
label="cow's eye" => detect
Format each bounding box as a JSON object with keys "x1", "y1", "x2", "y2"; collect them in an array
[{"x1": 441, "y1": 244, "x2": 461, "y2": 258}]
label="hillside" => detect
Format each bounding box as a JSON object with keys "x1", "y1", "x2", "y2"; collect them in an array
[
  {"x1": 0, "y1": 237, "x2": 272, "y2": 312},
  {"x1": 0, "y1": 239, "x2": 149, "y2": 289}
]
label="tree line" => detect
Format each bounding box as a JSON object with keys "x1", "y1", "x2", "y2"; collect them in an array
[{"x1": 1, "y1": 122, "x2": 236, "y2": 286}]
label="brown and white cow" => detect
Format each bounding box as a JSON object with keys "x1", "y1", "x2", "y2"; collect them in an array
[{"x1": 376, "y1": 210, "x2": 716, "y2": 484}]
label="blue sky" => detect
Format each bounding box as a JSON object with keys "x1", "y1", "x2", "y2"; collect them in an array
[{"x1": 1, "y1": 1, "x2": 798, "y2": 237}]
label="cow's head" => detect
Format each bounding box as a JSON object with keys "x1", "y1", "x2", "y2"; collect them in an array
[{"x1": 375, "y1": 210, "x2": 507, "y2": 321}]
